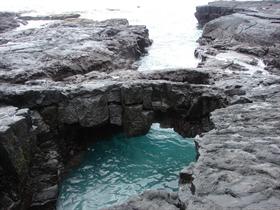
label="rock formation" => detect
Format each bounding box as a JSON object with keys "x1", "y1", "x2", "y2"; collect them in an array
[
  {"x1": 0, "y1": 14, "x2": 225, "y2": 209},
  {"x1": 108, "y1": 1, "x2": 280, "y2": 210},
  {"x1": 1, "y1": 1, "x2": 280, "y2": 209}
]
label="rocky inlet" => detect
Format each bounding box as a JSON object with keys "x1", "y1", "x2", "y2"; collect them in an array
[{"x1": 0, "y1": 1, "x2": 280, "y2": 210}]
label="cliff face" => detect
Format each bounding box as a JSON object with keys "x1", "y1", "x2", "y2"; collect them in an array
[
  {"x1": 0, "y1": 15, "x2": 226, "y2": 209},
  {"x1": 109, "y1": 1, "x2": 280, "y2": 210},
  {"x1": 2, "y1": 1, "x2": 280, "y2": 209},
  {"x1": 178, "y1": 1, "x2": 280, "y2": 210},
  {"x1": 0, "y1": 107, "x2": 35, "y2": 209}
]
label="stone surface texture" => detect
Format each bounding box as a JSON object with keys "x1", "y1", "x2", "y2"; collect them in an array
[
  {"x1": 111, "y1": 1, "x2": 280, "y2": 210},
  {"x1": 1, "y1": 1, "x2": 280, "y2": 209}
]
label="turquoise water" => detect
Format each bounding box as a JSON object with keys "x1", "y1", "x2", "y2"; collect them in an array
[{"x1": 57, "y1": 123, "x2": 196, "y2": 210}]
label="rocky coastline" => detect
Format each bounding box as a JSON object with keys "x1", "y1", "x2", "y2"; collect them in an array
[
  {"x1": 0, "y1": 1, "x2": 280, "y2": 210},
  {"x1": 108, "y1": 1, "x2": 280, "y2": 210}
]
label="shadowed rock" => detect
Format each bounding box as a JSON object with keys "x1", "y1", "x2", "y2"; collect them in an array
[{"x1": 4, "y1": 2, "x2": 280, "y2": 209}]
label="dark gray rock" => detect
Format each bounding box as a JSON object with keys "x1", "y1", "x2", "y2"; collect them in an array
[
  {"x1": 58, "y1": 94, "x2": 109, "y2": 127},
  {"x1": 121, "y1": 83, "x2": 143, "y2": 105},
  {"x1": 6, "y1": 3, "x2": 280, "y2": 209},
  {"x1": 230, "y1": 96, "x2": 253, "y2": 105},
  {"x1": 19, "y1": 13, "x2": 80, "y2": 21},
  {"x1": 187, "y1": 94, "x2": 226, "y2": 120},
  {"x1": 224, "y1": 87, "x2": 246, "y2": 97},
  {"x1": 0, "y1": 18, "x2": 152, "y2": 83},
  {"x1": 141, "y1": 68, "x2": 210, "y2": 84},
  {"x1": 108, "y1": 104, "x2": 123, "y2": 126},
  {"x1": 163, "y1": 3, "x2": 280, "y2": 210},
  {"x1": 123, "y1": 105, "x2": 153, "y2": 137},
  {"x1": 0, "y1": 12, "x2": 24, "y2": 33},
  {"x1": 196, "y1": 1, "x2": 280, "y2": 73},
  {"x1": 0, "y1": 106, "x2": 34, "y2": 181},
  {"x1": 195, "y1": 1, "x2": 280, "y2": 27},
  {"x1": 104, "y1": 190, "x2": 184, "y2": 210},
  {"x1": 31, "y1": 185, "x2": 58, "y2": 208},
  {"x1": 179, "y1": 101, "x2": 280, "y2": 210},
  {"x1": 0, "y1": 106, "x2": 35, "y2": 209},
  {"x1": 195, "y1": 4, "x2": 247, "y2": 27},
  {"x1": 113, "y1": 2, "x2": 280, "y2": 209},
  {"x1": 201, "y1": 13, "x2": 280, "y2": 47},
  {"x1": 0, "y1": 12, "x2": 228, "y2": 209}
]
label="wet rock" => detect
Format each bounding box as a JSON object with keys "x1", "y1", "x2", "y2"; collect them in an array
[
  {"x1": 196, "y1": 1, "x2": 280, "y2": 73},
  {"x1": 187, "y1": 94, "x2": 225, "y2": 120},
  {"x1": 141, "y1": 68, "x2": 210, "y2": 84},
  {"x1": 179, "y1": 101, "x2": 280, "y2": 210},
  {"x1": 123, "y1": 105, "x2": 153, "y2": 137},
  {"x1": 0, "y1": 106, "x2": 36, "y2": 209},
  {"x1": 0, "y1": 18, "x2": 152, "y2": 83},
  {"x1": 234, "y1": 45, "x2": 268, "y2": 57},
  {"x1": 195, "y1": 1, "x2": 280, "y2": 27},
  {"x1": 201, "y1": 13, "x2": 280, "y2": 47},
  {"x1": 0, "y1": 12, "x2": 24, "y2": 33},
  {"x1": 31, "y1": 185, "x2": 58, "y2": 208},
  {"x1": 31, "y1": 110, "x2": 50, "y2": 134},
  {"x1": 19, "y1": 13, "x2": 80, "y2": 21},
  {"x1": 104, "y1": 190, "x2": 184, "y2": 210},
  {"x1": 0, "y1": 9, "x2": 232, "y2": 210},
  {"x1": 107, "y1": 86, "x2": 121, "y2": 103},
  {"x1": 121, "y1": 83, "x2": 143, "y2": 105},
  {"x1": 225, "y1": 87, "x2": 246, "y2": 97},
  {"x1": 58, "y1": 94, "x2": 109, "y2": 127},
  {"x1": 230, "y1": 97, "x2": 253, "y2": 105},
  {"x1": 109, "y1": 104, "x2": 122, "y2": 126},
  {"x1": 195, "y1": 4, "x2": 247, "y2": 27},
  {"x1": 112, "y1": 1, "x2": 280, "y2": 210},
  {"x1": 0, "y1": 106, "x2": 34, "y2": 181}
]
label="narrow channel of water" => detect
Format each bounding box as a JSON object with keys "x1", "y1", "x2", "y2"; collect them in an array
[
  {"x1": 57, "y1": 123, "x2": 196, "y2": 210},
  {"x1": 0, "y1": 0, "x2": 210, "y2": 69}
]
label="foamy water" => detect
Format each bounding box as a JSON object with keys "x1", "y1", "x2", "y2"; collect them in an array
[{"x1": 0, "y1": 0, "x2": 210, "y2": 70}]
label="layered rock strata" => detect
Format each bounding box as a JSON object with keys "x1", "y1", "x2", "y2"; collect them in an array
[
  {"x1": 178, "y1": 1, "x2": 280, "y2": 210},
  {"x1": 0, "y1": 18, "x2": 151, "y2": 83},
  {"x1": 0, "y1": 15, "x2": 226, "y2": 209},
  {"x1": 109, "y1": 1, "x2": 280, "y2": 210},
  {"x1": 2, "y1": 1, "x2": 280, "y2": 209}
]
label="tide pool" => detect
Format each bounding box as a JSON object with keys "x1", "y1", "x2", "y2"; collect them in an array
[{"x1": 57, "y1": 123, "x2": 196, "y2": 210}]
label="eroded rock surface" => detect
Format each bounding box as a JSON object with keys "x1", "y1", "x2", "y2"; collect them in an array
[
  {"x1": 0, "y1": 107, "x2": 34, "y2": 209},
  {"x1": 104, "y1": 190, "x2": 184, "y2": 210},
  {"x1": 176, "y1": 1, "x2": 280, "y2": 210},
  {"x1": 2, "y1": 1, "x2": 280, "y2": 209},
  {"x1": 179, "y1": 98, "x2": 280, "y2": 210},
  {"x1": 196, "y1": 1, "x2": 280, "y2": 74},
  {"x1": 0, "y1": 12, "x2": 24, "y2": 33},
  {"x1": 0, "y1": 18, "x2": 151, "y2": 83},
  {"x1": 110, "y1": 1, "x2": 280, "y2": 210},
  {"x1": 0, "y1": 14, "x2": 226, "y2": 209}
]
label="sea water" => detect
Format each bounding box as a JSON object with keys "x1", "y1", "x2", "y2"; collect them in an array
[
  {"x1": 57, "y1": 124, "x2": 196, "y2": 209},
  {"x1": 0, "y1": 0, "x2": 210, "y2": 69}
]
